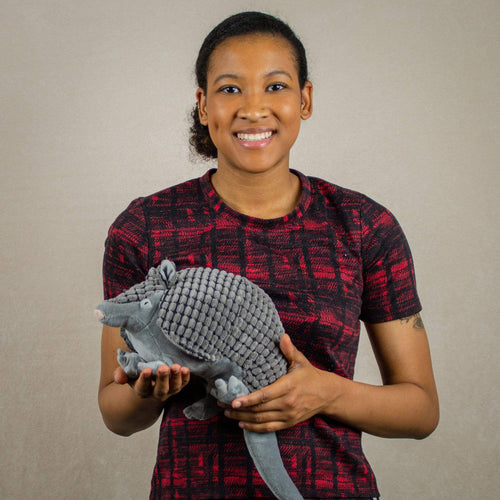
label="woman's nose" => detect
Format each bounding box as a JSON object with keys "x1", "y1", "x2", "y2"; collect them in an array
[{"x1": 236, "y1": 94, "x2": 269, "y2": 121}]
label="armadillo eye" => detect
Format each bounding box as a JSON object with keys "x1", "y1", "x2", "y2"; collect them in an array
[{"x1": 140, "y1": 298, "x2": 152, "y2": 309}]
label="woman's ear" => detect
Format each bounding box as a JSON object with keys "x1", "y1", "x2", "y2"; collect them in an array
[
  {"x1": 196, "y1": 88, "x2": 208, "y2": 126},
  {"x1": 300, "y1": 81, "x2": 313, "y2": 120}
]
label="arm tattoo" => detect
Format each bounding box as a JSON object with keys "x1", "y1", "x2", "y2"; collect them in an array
[{"x1": 399, "y1": 313, "x2": 425, "y2": 330}]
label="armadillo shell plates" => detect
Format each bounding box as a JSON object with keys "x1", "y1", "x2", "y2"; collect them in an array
[{"x1": 157, "y1": 267, "x2": 287, "y2": 392}]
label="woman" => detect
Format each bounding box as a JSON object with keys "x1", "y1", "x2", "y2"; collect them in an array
[{"x1": 98, "y1": 11, "x2": 439, "y2": 499}]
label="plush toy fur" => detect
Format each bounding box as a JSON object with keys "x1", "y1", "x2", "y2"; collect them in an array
[{"x1": 95, "y1": 259, "x2": 302, "y2": 500}]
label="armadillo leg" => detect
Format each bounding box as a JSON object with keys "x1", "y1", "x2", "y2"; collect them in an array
[
  {"x1": 244, "y1": 430, "x2": 303, "y2": 500},
  {"x1": 210, "y1": 375, "x2": 249, "y2": 404},
  {"x1": 184, "y1": 395, "x2": 221, "y2": 420},
  {"x1": 117, "y1": 349, "x2": 144, "y2": 378}
]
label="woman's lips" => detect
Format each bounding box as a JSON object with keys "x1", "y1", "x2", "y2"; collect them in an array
[{"x1": 234, "y1": 130, "x2": 275, "y2": 148}]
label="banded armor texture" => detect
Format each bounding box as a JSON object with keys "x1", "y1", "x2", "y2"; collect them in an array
[{"x1": 110, "y1": 262, "x2": 287, "y2": 392}]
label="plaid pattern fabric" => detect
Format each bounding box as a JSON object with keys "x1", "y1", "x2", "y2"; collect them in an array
[{"x1": 103, "y1": 169, "x2": 421, "y2": 499}]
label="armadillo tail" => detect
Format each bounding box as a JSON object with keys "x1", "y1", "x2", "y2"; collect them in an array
[{"x1": 243, "y1": 429, "x2": 303, "y2": 500}]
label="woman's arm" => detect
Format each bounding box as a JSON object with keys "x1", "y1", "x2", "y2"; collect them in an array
[
  {"x1": 330, "y1": 313, "x2": 439, "y2": 438},
  {"x1": 223, "y1": 314, "x2": 439, "y2": 439},
  {"x1": 98, "y1": 325, "x2": 190, "y2": 436}
]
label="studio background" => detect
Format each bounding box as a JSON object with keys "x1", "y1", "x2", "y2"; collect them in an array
[{"x1": 1, "y1": 1, "x2": 498, "y2": 498}]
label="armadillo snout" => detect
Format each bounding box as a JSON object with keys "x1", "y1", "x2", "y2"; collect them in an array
[{"x1": 94, "y1": 309, "x2": 105, "y2": 321}]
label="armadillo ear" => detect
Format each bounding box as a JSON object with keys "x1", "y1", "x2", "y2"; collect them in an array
[{"x1": 160, "y1": 259, "x2": 177, "y2": 285}]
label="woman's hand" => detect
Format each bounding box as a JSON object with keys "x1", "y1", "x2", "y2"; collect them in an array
[
  {"x1": 221, "y1": 315, "x2": 439, "y2": 440},
  {"x1": 114, "y1": 364, "x2": 191, "y2": 403},
  {"x1": 221, "y1": 334, "x2": 337, "y2": 433},
  {"x1": 99, "y1": 325, "x2": 191, "y2": 436}
]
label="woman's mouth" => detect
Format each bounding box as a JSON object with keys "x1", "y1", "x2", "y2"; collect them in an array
[
  {"x1": 236, "y1": 131, "x2": 273, "y2": 141},
  {"x1": 234, "y1": 130, "x2": 275, "y2": 148}
]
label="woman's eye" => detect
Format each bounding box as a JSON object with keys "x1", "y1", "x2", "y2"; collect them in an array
[
  {"x1": 267, "y1": 83, "x2": 286, "y2": 92},
  {"x1": 220, "y1": 86, "x2": 240, "y2": 94}
]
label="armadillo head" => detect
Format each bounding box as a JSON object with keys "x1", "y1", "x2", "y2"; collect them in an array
[{"x1": 95, "y1": 291, "x2": 163, "y2": 334}]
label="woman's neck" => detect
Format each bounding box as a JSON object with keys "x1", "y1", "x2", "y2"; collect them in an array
[{"x1": 210, "y1": 167, "x2": 301, "y2": 220}]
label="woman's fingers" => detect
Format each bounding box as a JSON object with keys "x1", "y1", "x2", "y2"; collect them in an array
[
  {"x1": 114, "y1": 364, "x2": 191, "y2": 402},
  {"x1": 154, "y1": 364, "x2": 190, "y2": 399},
  {"x1": 113, "y1": 366, "x2": 129, "y2": 385},
  {"x1": 134, "y1": 368, "x2": 155, "y2": 398}
]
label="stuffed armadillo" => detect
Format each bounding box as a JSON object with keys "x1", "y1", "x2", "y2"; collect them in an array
[{"x1": 95, "y1": 259, "x2": 302, "y2": 500}]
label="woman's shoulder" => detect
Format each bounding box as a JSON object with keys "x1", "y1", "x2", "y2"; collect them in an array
[
  {"x1": 138, "y1": 173, "x2": 208, "y2": 206},
  {"x1": 305, "y1": 173, "x2": 392, "y2": 218},
  {"x1": 114, "y1": 172, "x2": 210, "y2": 219}
]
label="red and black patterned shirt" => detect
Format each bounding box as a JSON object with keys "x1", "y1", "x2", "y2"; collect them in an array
[{"x1": 103, "y1": 169, "x2": 421, "y2": 499}]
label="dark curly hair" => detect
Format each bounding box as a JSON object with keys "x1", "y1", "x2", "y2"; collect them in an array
[{"x1": 189, "y1": 11, "x2": 309, "y2": 160}]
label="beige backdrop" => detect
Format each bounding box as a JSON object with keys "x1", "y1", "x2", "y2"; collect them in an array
[{"x1": 1, "y1": 1, "x2": 499, "y2": 499}]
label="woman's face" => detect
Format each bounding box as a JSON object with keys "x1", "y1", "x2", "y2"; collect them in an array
[{"x1": 197, "y1": 34, "x2": 312, "y2": 176}]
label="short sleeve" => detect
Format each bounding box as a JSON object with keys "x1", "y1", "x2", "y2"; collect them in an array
[
  {"x1": 360, "y1": 197, "x2": 421, "y2": 323},
  {"x1": 102, "y1": 198, "x2": 150, "y2": 299}
]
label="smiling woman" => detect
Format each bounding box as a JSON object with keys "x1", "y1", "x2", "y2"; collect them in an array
[
  {"x1": 195, "y1": 33, "x2": 312, "y2": 218},
  {"x1": 98, "y1": 10, "x2": 438, "y2": 500}
]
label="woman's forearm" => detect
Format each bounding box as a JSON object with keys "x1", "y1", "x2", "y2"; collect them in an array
[
  {"x1": 224, "y1": 330, "x2": 439, "y2": 437},
  {"x1": 98, "y1": 326, "x2": 190, "y2": 437},
  {"x1": 98, "y1": 381, "x2": 165, "y2": 436},
  {"x1": 322, "y1": 373, "x2": 439, "y2": 439}
]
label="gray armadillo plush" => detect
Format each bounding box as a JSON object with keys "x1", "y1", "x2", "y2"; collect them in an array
[{"x1": 95, "y1": 259, "x2": 302, "y2": 500}]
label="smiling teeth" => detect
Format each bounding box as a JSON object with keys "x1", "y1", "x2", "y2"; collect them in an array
[{"x1": 237, "y1": 131, "x2": 273, "y2": 141}]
